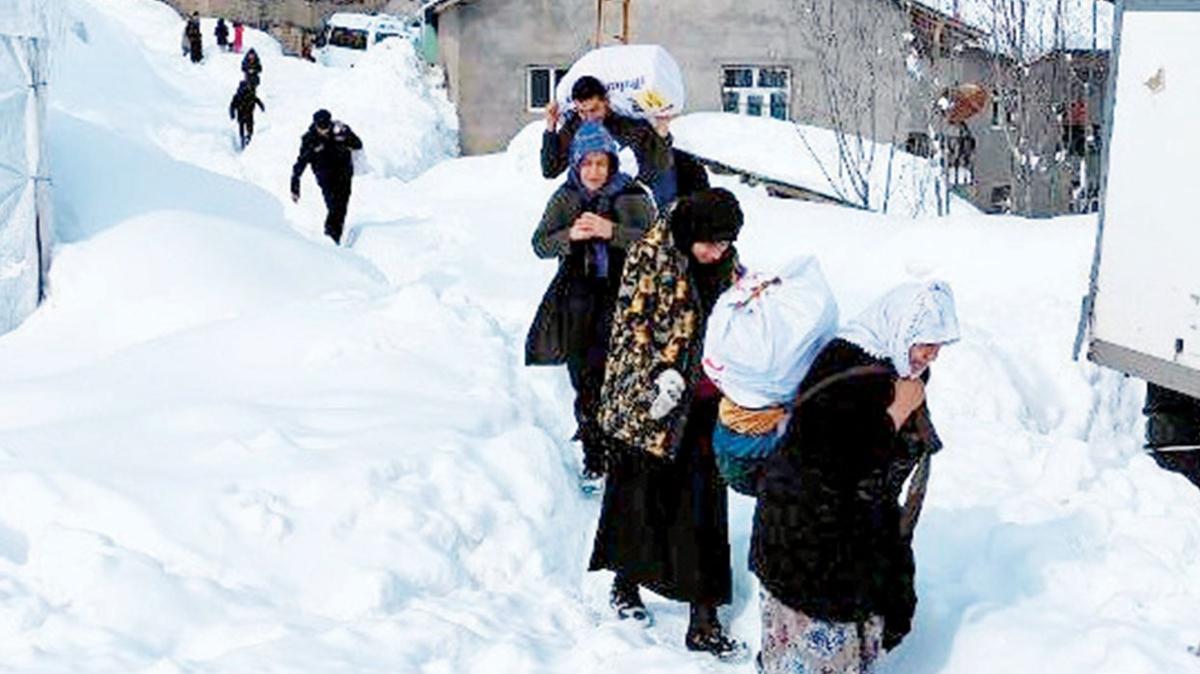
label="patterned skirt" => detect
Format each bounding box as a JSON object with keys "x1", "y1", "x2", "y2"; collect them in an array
[{"x1": 757, "y1": 588, "x2": 883, "y2": 674}]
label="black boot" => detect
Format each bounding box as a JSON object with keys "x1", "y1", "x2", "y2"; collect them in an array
[
  {"x1": 685, "y1": 604, "x2": 748, "y2": 662},
  {"x1": 609, "y1": 575, "x2": 652, "y2": 626}
]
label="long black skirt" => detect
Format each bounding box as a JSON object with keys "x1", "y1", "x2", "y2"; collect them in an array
[{"x1": 589, "y1": 397, "x2": 732, "y2": 605}]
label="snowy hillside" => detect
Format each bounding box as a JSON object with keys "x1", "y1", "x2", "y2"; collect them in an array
[{"x1": 1, "y1": 0, "x2": 1198, "y2": 673}]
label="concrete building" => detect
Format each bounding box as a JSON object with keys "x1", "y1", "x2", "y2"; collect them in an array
[{"x1": 425, "y1": 0, "x2": 1107, "y2": 216}]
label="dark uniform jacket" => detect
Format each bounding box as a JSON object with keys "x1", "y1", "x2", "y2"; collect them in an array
[{"x1": 291, "y1": 123, "x2": 363, "y2": 194}]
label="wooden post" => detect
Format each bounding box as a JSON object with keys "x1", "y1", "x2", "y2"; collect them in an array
[
  {"x1": 621, "y1": 0, "x2": 630, "y2": 43},
  {"x1": 595, "y1": 0, "x2": 603, "y2": 47}
]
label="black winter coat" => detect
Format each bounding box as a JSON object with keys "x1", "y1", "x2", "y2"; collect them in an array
[
  {"x1": 242, "y1": 53, "x2": 262, "y2": 78},
  {"x1": 525, "y1": 182, "x2": 654, "y2": 366},
  {"x1": 588, "y1": 247, "x2": 739, "y2": 605},
  {"x1": 751, "y1": 339, "x2": 919, "y2": 646},
  {"x1": 673, "y1": 149, "x2": 710, "y2": 198},
  {"x1": 291, "y1": 123, "x2": 362, "y2": 194},
  {"x1": 541, "y1": 111, "x2": 670, "y2": 188},
  {"x1": 229, "y1": 81, "x2": 264, "y2": 121}
]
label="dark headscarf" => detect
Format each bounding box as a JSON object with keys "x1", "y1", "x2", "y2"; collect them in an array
[{"x1": 669, "y1": 187, "x2": 743, "y2": 252}]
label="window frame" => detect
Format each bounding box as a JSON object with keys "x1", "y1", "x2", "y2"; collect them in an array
[
  {"x1": 527, "y1": 66, "x2": 569, "y2": 113},
  {"x1": 721, "y1": 65, "x2": 792, "y2": 121},
  {"x1": 328, "y1": 26, "x2": 368, "y2": 51}
]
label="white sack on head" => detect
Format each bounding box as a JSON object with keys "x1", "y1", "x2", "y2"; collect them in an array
[
  {"x1": 837, "y1": 280, "x2": 960, "y2": 378},
  {"x1": 702, "y1": 257, "x2": 839, "y2": 409},
  {"x1": 555, "y1": 44, "x2": 686, "y2": 119}
]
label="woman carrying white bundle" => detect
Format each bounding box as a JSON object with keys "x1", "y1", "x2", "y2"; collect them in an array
[{"x1": 751, "y1": 281, "x2": 960, "y2": 674}]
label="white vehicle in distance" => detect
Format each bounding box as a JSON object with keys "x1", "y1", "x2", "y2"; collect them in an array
[{"x1": 316, "y1": 13, "x2": 418, "y2": 68}]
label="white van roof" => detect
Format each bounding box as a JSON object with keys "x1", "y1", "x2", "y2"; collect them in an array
[
  {"x1": 327, "y1": 13, "x2": 376, "y2": 31},
  {"x1": 327, "y1": 12, "x2": 409, "y2": 32}
]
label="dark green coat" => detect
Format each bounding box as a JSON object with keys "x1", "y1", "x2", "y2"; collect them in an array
[{"x1": 525, "y1": 182, "x2": 655, "y2": 366}]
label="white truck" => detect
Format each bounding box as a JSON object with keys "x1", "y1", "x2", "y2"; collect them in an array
[
  {"x1": 316, "y1": 13, "x2": 419, "y2": 68},
  {"x1": 1077, "y1": 0, "x2": 1200, "y2": 400}
]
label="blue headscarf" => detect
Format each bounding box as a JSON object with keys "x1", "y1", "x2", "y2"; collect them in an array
[
  {"x1": 568, "y1": 121, "x2": 633, "y2": 197},
  {"x1": 568, "y1": 122, "x2": 633, "y2": 279}
]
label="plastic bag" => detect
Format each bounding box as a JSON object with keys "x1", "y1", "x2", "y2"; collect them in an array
[
  {"x1": 555, "y1": 45, "x2": 686, "y2": 119},
  {"x1": 702, "y1": 257, "x2": 838, "y2": 409}
]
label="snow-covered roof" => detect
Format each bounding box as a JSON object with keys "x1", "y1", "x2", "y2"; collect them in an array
[
  {"x1": 671, "y1": 112, "x2": 969, "y2": 217},
  {"x1": 422, "y1": 0, "x2": 467, "y2": 14}
]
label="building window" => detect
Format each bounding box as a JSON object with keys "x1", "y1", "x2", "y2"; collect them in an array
[
  {"x1": 905, "y1": 132, "x2": 932, "y2": 158},
  {"x1": 722, "y1": 66, "x2": 791, "y2": 121},
  {"x1": 990, "y1": 185, "x2": 1012, "y2": 213},
  {"x1": 746, "y1": 94, "x2": 763, "y2": 117},
  {"x1": 722, "y1": 91, "x2": 739, "y2": 113},
  {"x1": 527, "y1": 66, "x2": 569, "y2": 113},
  {"x1": 991, "y1": 91, "x2": 1014, "y2": 128},
  {"x1": 328, "y1": 27, "x2": 368, "y2": 51},
  {"x1": 944, "y1": 134, "x2": 976, "y2": 186}
]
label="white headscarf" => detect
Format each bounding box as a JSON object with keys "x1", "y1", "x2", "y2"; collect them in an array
[{"x1": 837, "y1": 281, "x2": 961, "y2": 378}]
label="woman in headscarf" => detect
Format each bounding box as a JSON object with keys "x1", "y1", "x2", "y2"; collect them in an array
[
  {"x1": 750, "y1": 281, "x2": 960, "y2": 674},
  {"x1": 526, "y1": 122, "x2": 656, "y2": 489},
  {"x1": 590, "y1": 188, "x2": 748, "y2": 661}
]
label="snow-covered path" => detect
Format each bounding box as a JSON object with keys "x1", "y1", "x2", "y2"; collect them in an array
[{"x1": 1, "y1": 1, "x2": 1199, "y2": 673}]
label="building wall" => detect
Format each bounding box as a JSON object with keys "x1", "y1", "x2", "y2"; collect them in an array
[
  {"x1": 436, "y1": 0, "x2": 1107, "y2": 215},
  {"x1": 440, "y1": 0, "x2": 919, "y2": 156},
  {"x1": 438, "y1": 0, "x2": 591, "y2": 154}
]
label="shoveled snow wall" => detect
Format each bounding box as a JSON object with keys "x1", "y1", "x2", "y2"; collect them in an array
[
  {"x1": 0, "y1": 0, "x2": 53, "y2": 335},
  {"x1": 1083, "y1": 0, "x2": 1200, "y2": 397}
]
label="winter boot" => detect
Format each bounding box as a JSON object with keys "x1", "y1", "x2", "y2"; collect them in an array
[
  {"x1": 609, "y1": 576, "x2": 652, "y2": 626},
  {"x1": 685, "y1": 627, "x2": 749, "y2": 662},
  {"x1": 686, "y1": 604, "x2": 748, "y2": 662}
]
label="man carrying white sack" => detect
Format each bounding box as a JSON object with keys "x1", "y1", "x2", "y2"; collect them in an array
[{"x1": 542, "y1": 76, "x2": 671, "y2": 198}]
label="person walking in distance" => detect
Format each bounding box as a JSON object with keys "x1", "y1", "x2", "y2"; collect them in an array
[
  {"x1": 241, "y1": 48, "x2": 262, "y2": 87},
  {"x1": 214, "y1": 17, "x2": 229, "y2": 52},
  {"x1": 232, "y1": 20, "x2": 244, "y2": 54},
  {"x1": 229, "y1": 79, "x2": 265, "y2": 150},
  {"x1": 291, "y1": 109, "x2": 362, "y2": 245},
  {"x1": 184, "y1": 12, "x2": 203, "y2": 63}
]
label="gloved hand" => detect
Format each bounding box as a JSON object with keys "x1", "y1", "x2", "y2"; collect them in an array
[{"x1": 649, "y1": 369, "x2": 686, "y2": 420}]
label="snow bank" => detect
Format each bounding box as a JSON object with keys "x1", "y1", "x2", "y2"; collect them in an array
[
  {"x1": 318, "y1": 38, "x2": 459, "y2": 181},
  {"x1": 3, "y1": 0, "x2": 1200, "y2": 672},
  {"x1": 672, "y1": 112, "x2": 974, "y2": 217}
]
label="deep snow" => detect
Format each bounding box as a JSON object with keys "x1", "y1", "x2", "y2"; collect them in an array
[{"x1": 1, "y1": 1, "x2": 1198, "y2": 673}]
